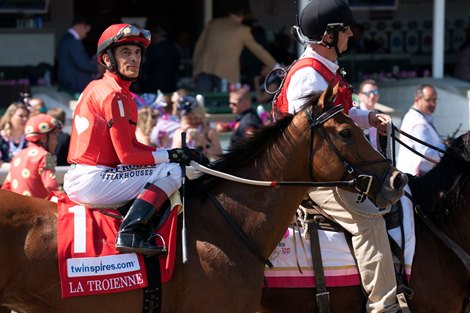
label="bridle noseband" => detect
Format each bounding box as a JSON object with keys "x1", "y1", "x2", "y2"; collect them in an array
[{"x1": 305, "y1": 104, "x2": 391, "y2": 202}]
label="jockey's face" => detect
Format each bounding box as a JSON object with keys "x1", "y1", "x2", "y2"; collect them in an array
[{"x1": 113, "y1": 45, "x2": 142, "y2": 79}]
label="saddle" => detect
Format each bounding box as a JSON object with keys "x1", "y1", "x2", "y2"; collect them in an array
[{"x1": 297, "y1": 198, "x2": 402, "y2": 233}]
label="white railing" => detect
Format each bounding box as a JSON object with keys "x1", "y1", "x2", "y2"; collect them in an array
[{"x1": 0, "y1": 166, "x2": 70, "y2": 185}]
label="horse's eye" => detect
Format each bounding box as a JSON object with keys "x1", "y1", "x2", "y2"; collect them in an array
[{"x1": 339, "y1": 128, "x2": 351, "y2": 139}]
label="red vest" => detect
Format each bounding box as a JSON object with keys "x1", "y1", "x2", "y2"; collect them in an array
[{"x1": 272, "y1": 58, "x2": 353, "y2": 120}]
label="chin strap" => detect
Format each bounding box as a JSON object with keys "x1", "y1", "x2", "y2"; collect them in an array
[{"x1": 291, "y1": 24, "x2": 344, "y2": 59}]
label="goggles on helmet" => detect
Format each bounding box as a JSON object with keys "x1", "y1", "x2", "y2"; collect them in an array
[
  {"x1": 325, "y1": 23, "x2": 350, "y2": 34},
  {"x1": 98, "y1": 25, "x2": 151, "y2": 57}
]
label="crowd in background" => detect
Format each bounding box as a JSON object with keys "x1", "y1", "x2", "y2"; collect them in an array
[{"x1": 0, "y1": 2, "x2": 454, "y2": 199}]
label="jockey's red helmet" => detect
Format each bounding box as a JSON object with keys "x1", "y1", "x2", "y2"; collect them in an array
[
  {"x1": 24, "y1": 114, "x2": 61, "y2": 142},
  {"x1": 97, "y1": 23, "x2": 151, "y2": 65}
]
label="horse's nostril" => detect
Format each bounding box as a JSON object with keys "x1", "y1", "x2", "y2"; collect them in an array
[{"x1": 391, "y1": 172, "x2": 407, "y2": 190}]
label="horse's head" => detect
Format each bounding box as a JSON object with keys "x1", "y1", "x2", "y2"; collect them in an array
[{"x1": 297, "y1": 81, "x2": 407, "y2": 207}]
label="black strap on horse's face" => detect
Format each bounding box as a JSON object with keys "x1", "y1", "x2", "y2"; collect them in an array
[{"x1": 306, "y1": 105, "x2": 391, "y2": 201}]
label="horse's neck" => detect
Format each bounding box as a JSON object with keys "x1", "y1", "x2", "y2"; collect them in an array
[
  {"x1": 409, "y1": 161, "x2": 458, "y2": 212},
  {"x1": 230, "y1": 125, "x2": 311, "y2": 257},
  {"x1": 410, "y1": 162, "x2": 470, "y2": 249}
]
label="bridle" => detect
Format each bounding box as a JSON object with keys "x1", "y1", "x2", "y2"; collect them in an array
[{"x1": 305, "y1": 104, "x2": 392, "y2": 202}]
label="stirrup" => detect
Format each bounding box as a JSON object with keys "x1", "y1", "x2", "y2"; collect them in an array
[{"x1": 116, "y1": 233, "x2": 167, "y2": 257}]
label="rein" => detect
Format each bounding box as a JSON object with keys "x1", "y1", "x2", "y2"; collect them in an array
[
  {"x1": 306, "y1": 105, "x2": 391, "y2": 200},
  {"x1": 206, "y1": 190, "x2": 274, "y2": 269},
  {"x1": 391, "y1": 124, "x2": 468, "y2": 167}
]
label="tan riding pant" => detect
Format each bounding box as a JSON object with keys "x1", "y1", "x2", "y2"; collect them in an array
[{"x1": 308, "y1": 187, "x2": 401, "y2": 313}]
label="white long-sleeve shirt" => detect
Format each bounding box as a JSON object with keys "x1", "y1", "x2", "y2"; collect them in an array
[
  {"x1": 286, "y1": 46, "x2": 370, "y2": 128},
  {"x1": 396, "y1": 107, "x2": 445, "y2": 176}
]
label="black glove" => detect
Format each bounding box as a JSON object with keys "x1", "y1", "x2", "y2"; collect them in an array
[{"x1": 168, "y1": 147, "x2": 209, "y2": 166}]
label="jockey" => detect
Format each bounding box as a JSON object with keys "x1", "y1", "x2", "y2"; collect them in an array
[
  {"x1": 64, "y1": 23, "x2": 206, "y2": 257},
  {"x1": 2, "y1": 114, "x2": 61, "y2": 198},
  {"x1": 272, "y1": 1, "x2": 403, "y2": 313}
]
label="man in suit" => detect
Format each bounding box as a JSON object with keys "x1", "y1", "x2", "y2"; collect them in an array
[
  {"x1": 56, "y1": 17, "x2": 98, "y2": 94},
  {"x1": 192, "y1": 4, "x2": 278, "y2": 92}
]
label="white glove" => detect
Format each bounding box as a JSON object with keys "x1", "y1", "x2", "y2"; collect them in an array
[{"x1": 185, "y1": 165, "x2": 203, "y2": 180}]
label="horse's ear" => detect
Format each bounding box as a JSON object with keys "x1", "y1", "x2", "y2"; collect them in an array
[{"x1": 318, "y1": 80, "x2": 338, "y2": 109}]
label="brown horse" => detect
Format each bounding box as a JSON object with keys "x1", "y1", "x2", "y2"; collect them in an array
[
  {"x1": 0, "y1": 83, "x2": 406, "y2": 313},
  {"x1": 258, "y1": 130, "x2": 470, "y2": 313}
]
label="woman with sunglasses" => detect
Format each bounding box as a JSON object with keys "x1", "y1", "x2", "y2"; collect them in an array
[
  {"x1": 171, "y1": 96, "x2": 222, "y2": 161},
  {"x1": 64, "y1": 24, "x2": 206, "y2": 256}
]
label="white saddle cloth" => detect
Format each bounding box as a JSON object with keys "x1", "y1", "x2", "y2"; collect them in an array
[{"x1": 264, "y1": 185, "x2": 416, "y2": 288}]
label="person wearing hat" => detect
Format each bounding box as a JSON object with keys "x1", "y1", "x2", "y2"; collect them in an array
[
  {"x1": 1, "y1": 114, "x2": 61, "y2": 198},
  {"x1": 63, "y1": 24, "x2": 207, "y2": 257},
  {"x1": 271, "y1": 1, "x2": 403, "y2": 312},
  {"x1": 171, "y1": 96, "x2": 222, "y2": 161}
]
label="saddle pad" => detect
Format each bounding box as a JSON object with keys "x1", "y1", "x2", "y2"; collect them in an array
[
  {"x1": 264, "y1": 185, "x2": 416, "y2": 288},
  {"x1": 53, "y1": 191, "x2": 181, "y2": 298}
]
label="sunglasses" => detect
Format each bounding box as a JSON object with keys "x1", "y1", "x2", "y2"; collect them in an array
[{"x1": 362, "y1": 90, "x2": 379, "y2": 96}]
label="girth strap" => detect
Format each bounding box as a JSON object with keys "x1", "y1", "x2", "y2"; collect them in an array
[
  {"x1": 307, "y1": 221, "x2": 331, "y2": 313},
  {"x1": 142, "y1": 255, "x2": 162, "y2": 313}
]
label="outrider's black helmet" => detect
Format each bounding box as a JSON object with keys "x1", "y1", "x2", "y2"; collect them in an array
[{"x1": 300, "y1": 0, "x2": 355, "y2": 41}]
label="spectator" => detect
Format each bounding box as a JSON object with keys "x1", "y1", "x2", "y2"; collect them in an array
[
  {"x1": 240, "y1": 21, "x2": 271, "y2": 89},
  {"x1": 56, "y1": 16, "x2": 99, "y2": 94},
  {"x1": 357, "y1": 79, "x2": 388, "y2": 154},
  {"x1": 136, "y1": 107, "x2": 158, "y2": 146},
  {"x1": 140, "y1": 25, "x2": 181, "y2": 93},
  {"x1": 269, "y1": 31, "x2": 296, "y2": 66},
  {"x1": 453, "y1": 28, "x2": 470, "y2": 82},
  {"x1": 217, "y1": 86, "x2": 262, "y2": 147},
  {"x1": 2, "y1": 114, "x2": 61, "y2": 198},
  {"x1": 396, "y1": 84, "x2": 445, "y2": 176},
  {"x1": 192, "y1": 4, "x2": 278, "y2": 92},
  {"x1": 28, "y1": 98, "x2": 48, "y2": 116},
  {"x1": 47, "y1": 107, "x2": 71, "y2": 166},
  {"x1": 172, "y1": 96, "x2": 222, "y2": 161},
  {"x1": 0, "y1": 102, "x2": 30, "y2": 168},
  {"x1": 150, "y1": 92, "x2": 181, "y2": 148}
]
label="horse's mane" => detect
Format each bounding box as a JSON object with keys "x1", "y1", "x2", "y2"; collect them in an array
[
  {"x1": 212, "y1": 115, "x2": 293, "y2": 173},
  {"x1": 411, "y1": 131, "x2": 470, "y2": 224}
]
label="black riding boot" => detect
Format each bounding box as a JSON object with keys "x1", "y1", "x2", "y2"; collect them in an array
[{"x1": 116, "y1": 184, "x2": 168, "y2": 256}]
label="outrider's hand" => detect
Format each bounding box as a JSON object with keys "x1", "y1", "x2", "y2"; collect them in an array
[
  {"x1": 369, "y1": 112, "x2": 391, "y2": 136},
  {"x1": 168, "y1": 147, "x2": 209, "y2": 166}
]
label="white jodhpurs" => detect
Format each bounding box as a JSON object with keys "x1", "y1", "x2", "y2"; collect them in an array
[{"x1": 64, "y1": 163, "x2": 182, "y2": 208}]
